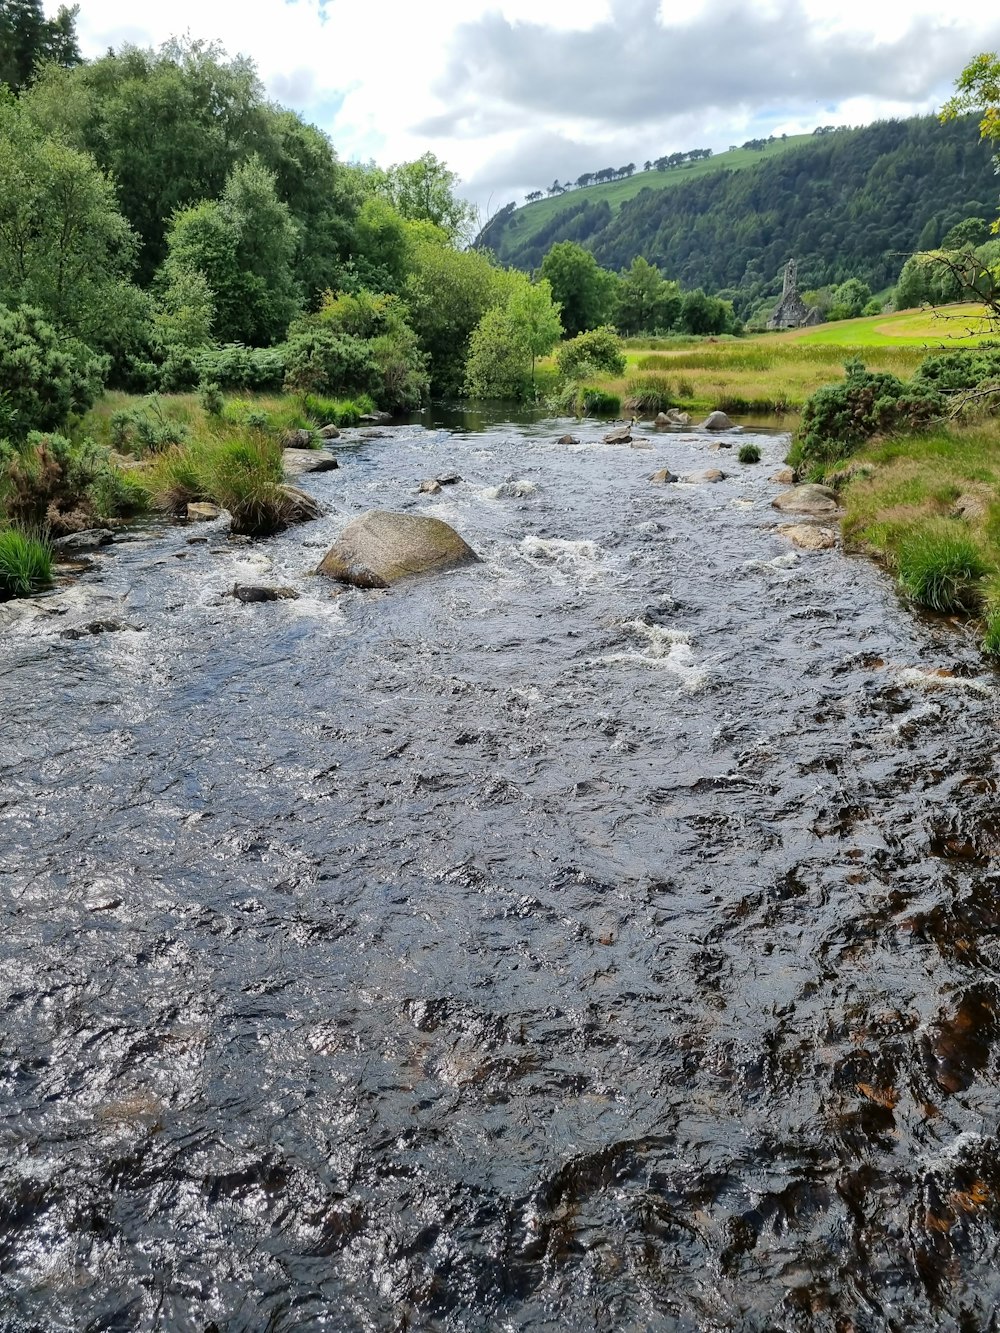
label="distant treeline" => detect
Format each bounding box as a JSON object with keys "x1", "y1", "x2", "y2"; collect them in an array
[{"x1": 484, "y1": 115, "x2": 999, "y2": 306}]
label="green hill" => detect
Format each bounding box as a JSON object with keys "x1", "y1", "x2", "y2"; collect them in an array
[
  {"x1": 495, "y1": 135, "x2": 814, "y2": 240},
  {"x1": 478, "y1": 116, "x2": 999, "y2": 310}
]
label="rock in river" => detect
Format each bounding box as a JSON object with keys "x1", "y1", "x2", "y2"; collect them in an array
[
  {"x1": 187, "y1": 502, "x2": 221, "y2": 522},
  {"x1": 233, "y1": 584, "x2": 300, "y2": 603},
  {"x1": 772, "y1": 484, "x2": 839, "y2": 515},
  {"x1": 779, "y1": 523, "x2": 837, "y2": 551},
  {"x1": 680, "y1": 469, "x2": 726, "y2": 484},
  {"x1": 418, "y1": 479, "x2": 443, "y2": 495},
  {"x1": 556, "y1": 434, "x2": 579, "y2": 446},
  {"x1": 279, "y1": 484, "x2": 325, "y2": 525},
  {"x1": 700, "y1": 410, "x2": 737, "y2": 431},
  {"x1": 52, "y1": 529, "x2": 114, "y2": 554},
  {"x1": 602, "y1": 426, "x2": 632, "y2": 445},
  {"x1": 316, "y1": 511, "x2": 479, "y2": 589},
  {"x1": 283, "y1": 449, "x2": 338, "y2": 478},
  {"x1": 649, "y1": 468, "x2": 678, "y2": 484}
]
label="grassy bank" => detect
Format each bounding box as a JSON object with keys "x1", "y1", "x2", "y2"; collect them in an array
[{"x1": 830, "y1": 424, "x2": 1000, "y2": 650}]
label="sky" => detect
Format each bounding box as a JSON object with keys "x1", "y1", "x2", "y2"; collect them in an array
[{"x1": 66, "y1": 0, "x2": 1000, "y2": 218}]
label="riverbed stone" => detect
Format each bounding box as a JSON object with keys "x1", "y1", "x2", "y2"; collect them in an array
[
  {"x1": 279, "y1": 484, "x2": 325, "y2": 525},
  {"x1": 649, "y1": 468, "x2": 678, "y2": 484},
  {"x1": 437, "y1": 472, "x2": 462, "y2": 485},
  {"x1": 557, "y1": 434, "x2": 579, "y2": 445},
  {"x1": 186, "y1": 502, "x2": 221, "y2": 522},
  {"x1": 233, "y1": 584, "x2": 300, "y2": 603},
  {"x1": 359, "y1": 411, "x2": 393, "y2": 425},
  {"x1": 418, "y1": 479, "x2": 443, "y2": 494},
  {"x1": 282, "y1": 428, "x2": 314, "y2": 449},
  {"x1": 681, "y1": 469, "x2": 726, "y2": 483},
  {"x1": 700, "y1": 410, "x2": 736, "y2": 431},
  {"x1": 771, "y1": 467, "x2": 796, "y2": 484},
  {"x1": 283, "y1": 448, "x2": 338, "y2": 478},
  {"x1": 51, "y1": 529, "x2": 115, "y2": 553},
  {"x1": 772, "y1": 483, "x2": 839, "y2": 515},
  {"x1": 602, "y1": 426, "x2": 632, "y2": 444},
  {"x1": 316, "y1": 511, "x2": 479, "y2": 589},
  {"x1": 778, "y1": 523, "x2": 837, "y2": 550},
  {"x1": 318, "y1": 424, "x2": 341, "y2": 439}
]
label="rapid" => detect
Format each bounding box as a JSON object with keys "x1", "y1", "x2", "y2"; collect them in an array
[{"x1": 1, "y1": 417, "x2": 999, "y2": 1332}]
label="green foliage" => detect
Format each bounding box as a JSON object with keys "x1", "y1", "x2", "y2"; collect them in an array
[
  {"x1": 159, "y1": 155, "x2": 299, "y2": 348},
  {"x1": 737, "y1": 443, "x2": 762, "y2": 463},
  {"x1": 110, "y1": 397, "x2": 188, "y2": 455},
  {"x1": 539, "y1": 241, "x2": 617, "y2": 336},
  {"x1": 283, "y1": 328, "x2": 380, "y2": 398},
  {"x1": 403, "y1": 236, "x2": 506, "y2": 395},
  {"x1": 792, "y1": 359, "x2": 945, "y2": 468},
  {"x1": 556, "y1": 326, "x2": 627, "y2": 380},
  {"x1": 895, "y1": 523, "x2": 990, "y2": 611},
  {"x1": 88, "y1": 463, "x2": 149, "y2": 520},
  {"x1": 203, "y1": 434, "x2": 287, "y2": 536},
  {"x1": 0, "y1": 304, "x2": 105, "y2": 441},
  {"x1": 0, "y1": 0, "x2": 80, "y2": 94},
  {"x1": 198, "y1": 381, "x2": 224, "y2": 417},
  {"x1": 0, "y1": 526, "x2": 52, "y2": 599},
  {"x1": 912, "y1": 346, "x2": 1000, "y2": 395},
  {"x1": 373, "y1": 151, "x2": 475, "y2": 244},
  {"x1": 314, "y1": 288, "x2": 427, "y2": 409},
  {"x1": 153, "y1": 267, "x2": 215, "y2": 354},
  {"x1": 193, "y1": 344, "x2": 287, "y2": 392},
  {"x1": 679, "y1": 288, "x2": 736, "y2": 335},
  {"x1": 0, "y1": 99, "x2": 141, "y2": 359},
  {"x1": 580, "y1": 388, "x2": 621, "y2": 415},
  {"x1": 300, "y1": 393, "x2": 375, "y2": 427},
  {"x1": 464, "y1": 277, "x2": 562, "y2": 400},
  {"x1": 827, "y1": 277, "x2": 872, "y2": 321},
  {"x1": 941, "y1": 217, "x2": 990, "y2": 249},
  {"x1": 615, "y1": 257, "x2": 682, "y2": 335},
  {"x1": 623, "y1": 374, "x2": 674, "y2": 412}
]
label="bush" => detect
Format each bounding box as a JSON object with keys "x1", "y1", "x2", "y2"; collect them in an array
[
  {"x1": 912, "y1": 346, "x2": 1000, "y2": 396},
  {"x1": 301, "y1": 393, "x2": 376, "y2": 427},
  {"x1": 198, "y1": 381, "x2": 224, "y2": 417},
  {"x1": 283, "y1": 328, "x2": 380, "y2": 398},
  {"x1": 0, "y1": 305, "x2": 106, "y2": 442},
  {"x1": 110, "y1": 398, "x2": 188, "y2": 455},
  {"x1": 791, "y1": 359, "x2": 944, "y2": 468},
  {"x1": 192, "y1": 344, "x2": 288, "y2": 392},
  {"x1": 88, "y1": 465, "x2": 149, "y2": 520},
  {"x1": 738, "y1": 443, "x2": 762, "y2": 463},
  {"x1": 581, "y1": 387, "x2": 621, "y2": 416},
  {"x1": 204, "y1": 435, "x2": 288, "y2": 536},
  {"x1": 0, "y1": 527, "x2": 52, "y2": 599},
  {"x1": 556, "y1": 326, "x2": 626, "y2": 380},
  {"x1": 623, "y1": 373, "x2": 674, "y2": 413},
  {"x1": 895, "y1": 524, "x2": 990, "y2": 612}
]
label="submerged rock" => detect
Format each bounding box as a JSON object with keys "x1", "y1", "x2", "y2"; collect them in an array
[
  {"x1": 359, "y1": 411, "x2": 393, "y2": 425},
  {"x1": 779, "y1": 523, "x2": 837, "y2": 550},
  {"x1": 52, "y1": 529, "x2": 114, "y2": 553},
  {"x1": 233, "y1": 584, "x2": 300, "y2": 603},
  {"x1": 556, "y1": 434, "x2": 579, "y2": 445},
  {"x1": 283, "y1": 448, "x2": 338, "y2": 477},
  {"x1": 60, "y1": 618, "x2": 140, "y2": 639},
  {"x1": 649, "y1": 468, "x2": 678, "y2": 484},
  {"x1": 316, "y1": 511, "x2": 479, "y2": 589},
  {"x1": 436, "y1": 472, "x2": 462, "y2": 485},
  {"x1": 772, "y1": 484, "x2": 839, "y2": 515},
  {"x1": 700, "y1": 410, "x2": 737, "y2": 431},
  {"x1": 681, "y1": 469, "x2": 726, "y2": 483}
]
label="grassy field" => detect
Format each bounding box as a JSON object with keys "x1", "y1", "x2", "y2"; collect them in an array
[
  {"x1": 503, "y1": 135, "x2": 814, "y2": 245},
  {"x1": 579, "y1": 304, "x2": 999, "y2": 414}
]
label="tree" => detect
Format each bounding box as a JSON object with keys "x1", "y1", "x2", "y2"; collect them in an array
[
  {"x1": 828, "y1": 277, "x2": 872, "y2": 320},
  {"x1": 0, "y1": 303, "x2": 104, "y2": 442},
  {"x1": 0, "y1": 0, "x2": 80, "y2": 93},
  {"x1": 377, "y1": 152, "x2": 474, "y2": 243},
  {"x1": 158, "y1": 156, "x2": 299, "y2": 347},
  {"x1": 464, "y1": 307, "x2": 531, "y2": 400},
  {"x1": 538, "y1": 241, "x2": 616, "y2": 337},
  {"x1": 508, "y1": 277, "x2": 562, "y2": 384},
  {"x1": 403, "y1": 234, "x2": 505, "y2": 394},
  {"x1": 0, "y1": 99, "x2": 141, "y2": 357},
  {"x1": 614, "y1": 256, "x2": 680, "y2": 334},
  {"x1": 941, "y1": 216, "x2": 990, "y2": 250}
]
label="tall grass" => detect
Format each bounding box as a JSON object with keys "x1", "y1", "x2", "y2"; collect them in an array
[
  {"x1": 0, "y1": 528, "x2": 53, "y2": 599},
  {"x1": 894, "y1": 524, "x2": 990, "y2": 612},
  {"x1": 623, "y1": 373, "x2": 674, "y2": 413}
]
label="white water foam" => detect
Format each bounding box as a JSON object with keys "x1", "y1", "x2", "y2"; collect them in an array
[
  {"x1": 590, "y1": 619, "x2": 708, "y2": 693},
  {"x1": 894, "y1": 667, "x2": 993, "y2": 695},
  {"x1": 518, "y1": 535, "x2": 603, "y2": 583}
]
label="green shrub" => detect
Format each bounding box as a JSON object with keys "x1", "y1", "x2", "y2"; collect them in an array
[
  {"x1": 302, "y1": 393, "x2": 376, "y2": 426},
  {"x1": 556, "y1": 326, "x2": 626, "y2": 380},
  {"x1": 198, "y1": 381, "x2": 224, "y2": 417},
  {"x1": 911, "y1": 346, "x2": 1000, "y2": 396},
  {"x1": 283, "y1": 329, "x2": 380, "y2": 398},
  {"x1": 0, "y1": 527, "x2": 52, "y2": 599},
  {"x1": 895, "y1": 525, "x2": 990, "y2": 612},
  {"x1": 192, "y1": 344, "x2": 287, "y2": 392},
  {"x1": 738, "y1": 443, "x2": 762, "y2": 463},
  {"x1": 110, "y1": 398, "x2": 188, "y2": 455},
  {"x1": 580, "y1": 387, "x2": 621, "y2": 416},
  {"x1": 791, "y1": 359, "x2": 944, "y2": 469},
  {"x1": 88, "y1": 465, "x2": 149, "y2": 520},
  {"x1": 0, "y1": 305, "x2": 106, "y2": 442},
  {"x1": 624, "y1": 373, "x2": 674, "y2": 413}
]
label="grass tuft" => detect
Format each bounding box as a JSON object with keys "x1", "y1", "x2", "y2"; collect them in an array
[
  {"x1": 0, "y1": 527, "x2": 53, "y2": 600},
  {"x1": 737, "y1": 443, "x2": 762, "y2": 463},
  {"x1": 895, "y1": 523, "x2": 990, "y2": 612}
]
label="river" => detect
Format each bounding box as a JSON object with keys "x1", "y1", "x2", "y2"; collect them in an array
[{"x1": 1, "y1": 417, "x2": 998, "y2": 1331}]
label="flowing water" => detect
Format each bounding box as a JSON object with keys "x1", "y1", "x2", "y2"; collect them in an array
[{"x1": 1, "y1": 419, "x2": 999, "y2": 1332}]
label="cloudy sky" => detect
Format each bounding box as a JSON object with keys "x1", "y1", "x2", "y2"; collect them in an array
[{"x1": 68, "y1": 0, "x2": 1000, "y2": 215}]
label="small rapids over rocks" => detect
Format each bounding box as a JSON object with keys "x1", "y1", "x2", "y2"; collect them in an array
[{"x1": 2, "y1": 419, "x2": 1000, "y2": 1331}]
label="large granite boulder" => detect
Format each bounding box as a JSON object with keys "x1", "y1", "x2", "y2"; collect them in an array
[
  {"x1": 316, "y1": 511, "x2": 479, "y2": 589},
  {"x1": 772, "y1": 484, "x2": 839, "y2": 515},
  {"x1": 700, "y1": 411, "x2": 736, "y2": 432}
]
